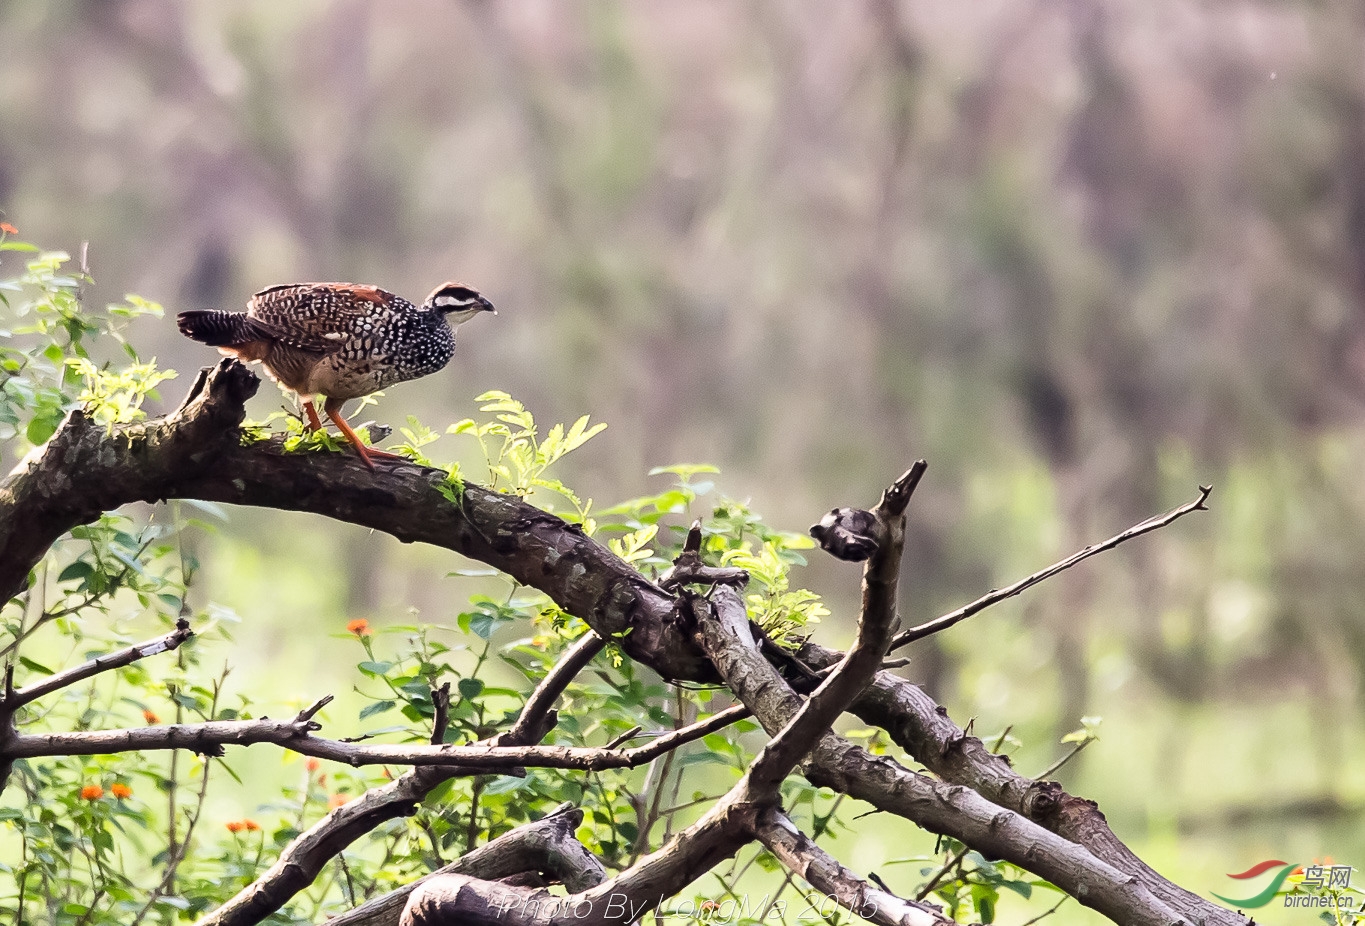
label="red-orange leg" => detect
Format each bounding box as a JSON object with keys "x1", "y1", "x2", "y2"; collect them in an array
[
  {"x1": 302, "y1": 398, "x2": 323, "y2": 432},
  {"x1": 322, "y1": 397, "x2": 405, "y2": 470}
]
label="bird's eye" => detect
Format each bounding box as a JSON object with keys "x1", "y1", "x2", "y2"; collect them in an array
[{"x1": 435, "y1": 288, "x2": 478, "y2": 307}]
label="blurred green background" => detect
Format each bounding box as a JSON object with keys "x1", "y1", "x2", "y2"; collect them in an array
[{"x1": 3, "y1": 0, "x2": 1364, "y2": 921}]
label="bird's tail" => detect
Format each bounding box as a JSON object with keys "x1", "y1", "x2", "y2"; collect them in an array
[{"x1": 177, "y1": 310, "x2": 256, "y2": 346}]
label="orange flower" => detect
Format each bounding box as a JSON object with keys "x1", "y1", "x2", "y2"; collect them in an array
[
  {"x1": 142, "y1": 709, "x2": 160, "y2": 724},
  {"x1": 242, "y1": 819, "x2": 261, "y2": 832},
  {"x1": 328, "y1": 793, "x2": 350, "y2": 809},
  {"x1": 305, "y1": 757, "x2": 320, "y2": 772},
  {"x1": 110, "y1": 783, "x2": 132, "y2": 799},
  {"x1": 80, "y1": 784, "x2": 104, "y2": 801},
  {"x1": 346, "y1": 618, "x2": 370, "y2": 637},
  {"x1": 0, "y1": 222, "x2": 16, "y2": 235},
  {"x1": 225, "y1": 820, "x2": 245, "y2": 833}
]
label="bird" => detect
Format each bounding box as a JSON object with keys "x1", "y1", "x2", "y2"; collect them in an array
[{"x1": 177, "y1": 281, "x2": 495, "y2": 469}]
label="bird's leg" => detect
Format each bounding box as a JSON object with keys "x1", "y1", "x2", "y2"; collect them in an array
[
  {"x1": 322, "y1": 397, "x2": 406, "y2": 470},
  {"x1": 301, "y1": 397, "x2": 324, "y2": 432}
]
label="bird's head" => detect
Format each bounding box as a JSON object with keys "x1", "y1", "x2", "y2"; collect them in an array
[{"x1": 424, "y1": 282, "x2": 496, "y2": 324}]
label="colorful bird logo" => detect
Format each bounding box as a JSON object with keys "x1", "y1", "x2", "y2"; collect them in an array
[{"x1": 1212, "y1": 860, "x2": 1299, "y2": 908}]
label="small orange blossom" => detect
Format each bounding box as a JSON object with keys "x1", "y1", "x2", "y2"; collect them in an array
[
  {"x1": 110, "y1": 783, "x2": 132, "y2": 799},
  {"x1": 346, "y1": 618, "x2": 370, "y2": 637},
  {"x1": 80, "y1": 784, "x2": 104, "y2": 800}
]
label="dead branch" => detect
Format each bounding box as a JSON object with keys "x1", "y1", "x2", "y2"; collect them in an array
[
  {"x1": 658, "y1": 521, "x2": 750, "y2": 591},
  {"x1": 889, "y1": 485, "x2": 1212, "y2": 649},
  {"x1": 696, "y1": 585, "x2": 1194, "y2": 926},
  {"x1": 745, "y1": 462, "x2": 922, "y2": 792},
  {"x1": 805, "y1": 639, "x2": 1233, "y2": 925},
  {"x1": 4, "y1": 702, "x2": 749, "y2": 773},
  {"x1": 327, "y1": 803, "x2": 603, "y2": 926},
  {"x1": 2, "y1": 618, "x2": 194, "y2": 711},
  {"x1": 752, "y1": 805, "x2": 952, "y2": 926}
]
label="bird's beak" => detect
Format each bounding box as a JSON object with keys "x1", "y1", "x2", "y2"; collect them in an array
[{"x1": 480, "y1": 296, "x2": 497, "y2": 316}]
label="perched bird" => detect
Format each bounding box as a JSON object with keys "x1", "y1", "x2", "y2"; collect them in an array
[{"x1": 177, "y1": 281, "x2": 495, "y2": 469}]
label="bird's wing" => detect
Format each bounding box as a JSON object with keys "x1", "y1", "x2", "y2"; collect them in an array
[{"x1": 246, "y1": 283, "x2": 400, "y2": 352}]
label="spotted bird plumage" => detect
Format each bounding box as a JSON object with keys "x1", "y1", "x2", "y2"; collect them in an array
[{"x1": 177, "y1": 281, "x2": 495, "y2": 469}]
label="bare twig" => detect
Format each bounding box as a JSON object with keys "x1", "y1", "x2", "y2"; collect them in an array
[
  {"x1": 508, "y1": 632, "x2": 604, "y2": 742},
  {"x1": 659, "y1": 521, "x2": 750, "y2": 591},
  {"x1": 429, "y1": 683, "x2": 451, "y2": 745},
  {"x1": 753, "y1": 805, "x2": 952, "y2": 926},
  {"x1": 1034, "y1": 736, "x2": 1095, "y2": 782},
  {"x1": 914, "y1": 846, "x2": 968, "y2": 902},
  {"x1": 1021, "y1": 896, "x2": 1070, "y2": 926},
  {"x1": 2, "y1": 703, "x2": 750, "y2": 771},
  {"x1": 890, "y1": 486, "x2": 1212, "y2": 650},
  {"x1": 3, "y1": 618, "x2": 193, "y2": 710}
]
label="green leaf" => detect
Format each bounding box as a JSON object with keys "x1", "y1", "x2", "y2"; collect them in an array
[
  {"x1": 359, "y1": 700, "x2": 396, "y2": 720},
  {"x1": 467, "y1": 612, "x2": 500, "y2": 640},
  {"x1": 481, "y1": 775, "x2": 528, "y2": 795},
  {"x1": 648, "y1": 463, "x2": 720, "y2": 478},
  {"x1": 358, "y1": 661, "x2": 394, "y2": 676},
  {"x1": 25, "y1": 416, "x2": 59, "y2": 446},
  {"x1": 57, "y1": 560, "x2": 95, "y2": 583},
  {"x1": 18, "y1": 656, "x2": 54, "y2": 676},
  {"x1": 457, "y1": 677, "x2": 484, "y2": 700}
]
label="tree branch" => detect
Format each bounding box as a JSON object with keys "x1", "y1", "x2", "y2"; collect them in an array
[
  {"x1": 2, "y1": 618, "x2": 193, "y2": 711},
  {"x1": 889, "y1": 485, "x2": 1212, "y2": 649},
  {"x1": 327, "y1": 803, "x2": 603, "y2": 926},
  {"x1": 695, "y1": 585, "x2": 1196, "y2": 926},
  {"x1": 0, "y1": 360, "x2": 709, "y2": 682},
  {"x1": 746, "y1": 462, "x2": 922, "y2": 792},
  {"x1": 803, "y1": 640, "x2": 1239, "y2": 925},
  {"x1": 752, "y1": 805, "x2": 952, "y2": 926},
  {"x1": 507, "y1": 631, "x2": 604, "y2": 742},
  {"x1": 5, "y1": 702, "x2": 750, "y2": 774}
]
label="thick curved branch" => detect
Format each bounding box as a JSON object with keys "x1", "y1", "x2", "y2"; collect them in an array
[
  {"x1": 695, "y1": 586, "x2": 1197, "y2": 926},
  {"x1": 0, "y1": 361, "x2": 707, "y2": 681},
  {"x1": 0, "y1": 363, "x2": 258, "y2": 602},
  {"x1": 805, "y1": 640, "x2": 1235, "y2": 926},
  {"x1": 328, "y1": 803, "x2": 603, "y2": 926}
]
